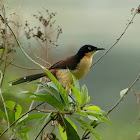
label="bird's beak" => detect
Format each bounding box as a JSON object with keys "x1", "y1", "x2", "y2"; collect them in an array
[{"x1": 96, "y1": 47, "x2": 105, "y2": 50}]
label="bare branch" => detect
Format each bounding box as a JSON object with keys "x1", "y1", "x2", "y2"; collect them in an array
[
  {"x1": 91, "y1": 9, "x2": 137, "y2": 68},
  {"x1": 0, "y1": 102, "x2": 44, "y2": 138},
  {"x1": 82, "y1": 72, "x2": 140, "y2": 140},
  {"x1": 0, "y1": 5, "x2": 11, "y2": 138},
  {"x1": 107, "y1": 72, "x2": 140, "y2": 115},
  {"x1": 0, "y1": 14, "x2": 43, "y2": 69},
  {"x1": 0, "y1": 58, "x2": 40, "y2": 70},
  {"x1": 0, "y1": 71, "x2": 11, "y2": 137},
  {"x1": 34, "y1": 114, "x2": 57, "y2": 140},
  {"x1": 34, "y1": 53, "x2": 51, "y2": 67}
]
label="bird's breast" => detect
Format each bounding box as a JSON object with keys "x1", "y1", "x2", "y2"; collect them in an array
[{"x1": 72, "y1": 55, "x2": 92, "y2": 80}]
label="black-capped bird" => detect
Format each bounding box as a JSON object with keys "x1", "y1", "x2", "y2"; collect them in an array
[{"x1": 11, "y1": 45, "x2": 105, "y2": 93}]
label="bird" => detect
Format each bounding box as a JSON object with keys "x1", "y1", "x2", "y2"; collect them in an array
[{"x1": 11, "y1": 45, "x2": 105, "y2": 94}]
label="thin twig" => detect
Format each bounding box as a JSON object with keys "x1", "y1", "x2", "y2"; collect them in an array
[
  {"x1": 0, "y1": 5, "x2": 6, "y2": 67},
  {"x1": 0, "y1": 14, "x2": 43, "y2": 69},
  {"x1": 0, "y1": 71, "x2": 11, "y2": 137},
  {"x1": 91, "y1": 11, "x2": 137, "y2": 68},
  {"x1": 34, "y1": 53, "x2": 51, "y2": 67},
  {"x1": 28, "y1": 78, "x2": 42, "y2": 115},
  {"x1": 82, "y1": 72, "x2": 140, "y2": 140},
  {"x1": 0, "y1": 58, "x2": 40, "y2": 70},
  {"x1": 82, "y1": 7, "x2": 139, "y2": 140},
  {"x1": 34, "y1": 114, "x2": 57, "y2": 140},
  {"x1": 0, "y1": 102, "x2": 44, "y2": 138},
  {"x1": 35, "y1": 108, "x2": 73, "y2": 115},
  {"x1": 34, "y1": 37, "x2": 47, "y2": 56},
  {"x1": 0, "y1": 5, "x2": 11, "y2": 138},
  {"x1": 107, "y1": 72, "x2": 140, "y2": 115}
]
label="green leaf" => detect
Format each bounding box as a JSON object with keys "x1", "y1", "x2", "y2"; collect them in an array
[
  {"x1": 74, "y1": 117, "x2": 102, "y2": 140},
  {"x1": 85, "y1": 110, "x2": 102, "y2": 118},
  {"x1": 59, "y1": 124, "x2": 67, "y2": 140},
  {"x1": 80, "y1": 126, "x2": 86, "y2": 132},
  {"x1": 35, "y1": 89, "x2": 50, "y2": 95},
  {"x1": 89, "y1": 110, "x2": 111, "y2": 127},
  {"x1": 0, "y1": 110, "x2": 6, "y2": 120},
  {"x1": 75, "y1": 109, "x2": 88, "y2": 117},
  {"x1": 70, "y1": 85, "x2": 82, "y2": 107},
  {"x1": 69, "y1": 70, "x2": 80, "y2": 91},
  {"x1": 100, "y1": 116, "x2": 112, "y2": 126},
  {"x1": 87, "y1": 115, "x2": 98, "y2": 121},
  {"x1": 36, "y1": 82, "x2": 62, "y2": 103},
  {"x1": 0, "y1": 49, "x2": 6, "y2": 52},
  {"x1": 120, "y1": 88, "x2": 128, "y2": 98},
  {"x1": 19, "y1": 91, "x2": 33, "y2": 95},
  {"x1": 19, "y1": 126, "x2": 30, "y2": 133},
  {"x1": 7, "y1": 109, "x2": 15, "y2": 124},
  {"x1": 36, "y1": 113, "x2": 51, "y2": 131},
  {"x1": 65, "y1": 116, "x2": 77, "y2": 132},
  {"x1": 17, "y1": 126, "x2": 30, "y2": 140},
  {"x1": 100, "y1": 110, "x2": 108, "y2": 118},
  {"x1": 64, "y1": 118, "x2": 80, "y2": 140},
  {"x1": 5, "y1": 101, "x2": 22, "y2": 120},
  {"x1": 85, "y1": 96, "x2": 90, "y2": 105},
  {"x1": 90, "y1": 119, "x2": 103, "y2": 127},
  {"x1": 81, "y1": 85, "x2": 88, "y2": 107},
  {"x1": 26, "y1": 92, "x2": 64, "y2": 111},
  {"x1": 43, "y1": 68, "x2": 70, "y2": 110},
  {"x1": 0, "y1": 109, "x2": 14, "y2": 124},
  {"x1": 0, "y1": 130, "x2": 4, "y2": 133},
  {"x1": 83, "y1": 106, "x2": 101, "y2": 111},
  {"x1": 17, "y1": 114, "x2": 45, "y2": 126}
]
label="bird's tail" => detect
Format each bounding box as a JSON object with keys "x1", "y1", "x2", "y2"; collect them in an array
[{"x1": 11, "y1": 73, "x2": 46, "y2": 86}]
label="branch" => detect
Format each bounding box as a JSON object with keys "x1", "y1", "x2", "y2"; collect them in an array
[
  {"x1": 0, "y1": 5, "x2": 11, "y2": 138},
  {"x1": 34, "y1": 114, "x2": 57, "y2": 140},
  {"x1": 34, "y1": 53, "x2": 51, "y2": 67},
  {"x1": 0, "y1": 14, "x2": 44, "y2": 69},
  {"x1": 82, "y1": 72, "x2": 140, "y2": 140},
  {"x1": 0, "y1": 102, "x2": 44, "y2": 138},
  {"x1": 0, "y1": 71, "x2": 11, "y2": 137},
  {"x1": 27, "y1": 78, "x2": 42, "y2": 117},
  {"x1": 35, "y1": 108, "x2": 74, "y2": 115},
  {"x1": 81, "y1": 7, "x2": 140, "y2": 139},
  {"x1": 0, "y1": 58, "x2": 40, "y2": 70},
  {"x1": 91, "y1": 9, "x2": 137, "y2": 68},
  {"x1": 107, "y1": 72, "x2": 140, "y2": 115}
]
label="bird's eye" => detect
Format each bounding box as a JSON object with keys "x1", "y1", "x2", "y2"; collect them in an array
[{"x1": 88, "y1": 47, "x2": 91, "y2": 50}]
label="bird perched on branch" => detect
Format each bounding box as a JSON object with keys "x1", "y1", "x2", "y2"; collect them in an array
[{"x1": 11, "y1": 45, "x2": 105, "y2": 94}]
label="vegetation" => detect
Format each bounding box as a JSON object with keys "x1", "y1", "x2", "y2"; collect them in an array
[{"x1": 0, "y1": 4, "x2": 140, "y2": 140}]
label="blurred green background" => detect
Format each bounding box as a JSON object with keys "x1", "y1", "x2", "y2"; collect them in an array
[{"x1": 1, "y1": 0, "x2": 140, "y2": 139}]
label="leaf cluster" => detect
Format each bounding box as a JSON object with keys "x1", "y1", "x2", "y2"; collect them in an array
[{"x1": 0, "y1": 70, "x2": 111, "y2": 140}]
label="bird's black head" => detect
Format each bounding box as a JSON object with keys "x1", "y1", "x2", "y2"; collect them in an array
[{"x1": 77, "y1": 45, "x2": 105, "y2": 57}]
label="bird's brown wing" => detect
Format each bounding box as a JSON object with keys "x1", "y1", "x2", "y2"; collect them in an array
[{"x1": 49, "y1": 55, "x2": 79, "y2": 70}]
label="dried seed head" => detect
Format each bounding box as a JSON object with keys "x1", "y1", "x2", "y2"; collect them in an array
[{"x1": 137, "y1": 5, "x2": 140, "y2": 13}]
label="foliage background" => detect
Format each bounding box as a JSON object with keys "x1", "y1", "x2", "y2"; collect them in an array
[{"x1": 1, "y1": 0, "x2": 140, "y2": 140}]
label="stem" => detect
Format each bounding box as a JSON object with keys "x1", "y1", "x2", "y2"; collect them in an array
[
  {"x1": 82, "y1": 7, "x2": 139, "y2": 140},
  {"x1": 0, "y1": 71, "x2": 11, "y2": 138},
  {"x1": 81, "y1": 72, "x2": 140, "y2": 140},
  {"x1": 0, "y1": 5, "x2": 11, "y2": 138},
  {"x1": 34, "y1": 114, "x2": 57, "y2": 140},
  {"x1": 0, "y1": 14, "x2": 43, "y2": 69},
  {"x1": 90, "y1": 11, "x2": 137, "y2": 68},
  {"x1": 107, "y1": 72, "x2": 140, "y2": 115},
  {"x1": 0, "y1": 102, "x2": 44, "y2": 138},
  {"x1": 0, "y1": 58, "x2": 40, "y2": 70},
  {"x1": 35, "y1": 108, "x2": 74, "y2": 115},
  {"x1": 28, "y1": 78, "x2": 42, "y2": 115}
]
